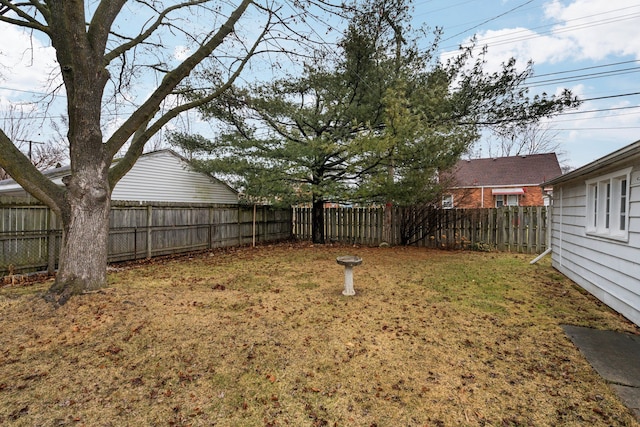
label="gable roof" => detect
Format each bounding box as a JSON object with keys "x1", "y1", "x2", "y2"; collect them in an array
[
  {"x1": 450, "y1": 153, "x2": 562, "y2": 187},
  {"x1": 0, "y1": 149, "x2": 239, "y2": 203}
]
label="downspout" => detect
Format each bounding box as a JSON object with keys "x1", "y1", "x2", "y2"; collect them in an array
[
  {"x1": 558, "y1": 186, "x2": 563, "y2": 267},
  {"x1": 530, "y1": 209, "x2": 552, "y2": 264},
  {"x1": 481, "y1": 186, "x2": 484, "y2": 208},
  {"x1": 530, "y1": 189, "x2": 555, "y2": 265},
  {"x1": 530, "y1": 248, "x2": 551, "y2": 264}
]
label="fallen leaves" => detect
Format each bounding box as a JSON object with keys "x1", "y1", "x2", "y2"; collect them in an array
[{"x1": 0, "y1": 245, "x2": 637, "y2": 426}]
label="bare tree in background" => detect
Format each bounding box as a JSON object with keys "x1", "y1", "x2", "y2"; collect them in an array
[
  {"x1": 0, "y1": 104, "x2": 66, "y2": 180},
  {"x1": 485, "y1": 123, "x2": 563, "y2": 158}
]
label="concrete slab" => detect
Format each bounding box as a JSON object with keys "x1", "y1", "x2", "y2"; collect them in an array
[
  {"x1": 611, "y1": 385, "x2": 640, "y2": 420},
  {"x1": 562, "y1": 324, "x2": 640, "y2": 419}
]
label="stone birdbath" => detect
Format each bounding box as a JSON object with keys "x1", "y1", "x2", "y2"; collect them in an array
[{"x1": 336, "y1": 255, "x2": 362, "y2": 296}]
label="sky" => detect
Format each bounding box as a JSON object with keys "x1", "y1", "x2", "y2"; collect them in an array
[
  {"x1": 416, "y1": 0, "x2": 640, "y2": 168},
  {"x1": 0, "y1": 0, "x2": 639, "y2": 171}
]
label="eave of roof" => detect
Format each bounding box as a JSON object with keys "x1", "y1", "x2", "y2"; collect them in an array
[
  {"x1": 543, "y1": 140, "x2": 640, "y2": 186},
  {"x1": 450, "y1": 183, "x2": 547, "y2": 189}
]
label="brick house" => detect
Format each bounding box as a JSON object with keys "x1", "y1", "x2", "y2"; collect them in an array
[{"x1": 442, "y1": 153, "x2": 562, "y2": 208}]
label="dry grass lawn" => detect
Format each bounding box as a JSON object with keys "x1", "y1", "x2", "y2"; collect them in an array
[{"x1": 1, "y1": 243, "x2": 639, "y2": 426}]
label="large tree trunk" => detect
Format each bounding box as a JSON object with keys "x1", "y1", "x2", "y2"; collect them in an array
[
  {"x1": 41, "y1": 1, "x2": 113, "y2": 305},
  {"x1": 1, "y1": 1, "x2": 263, "y2": 306},
  {"x1": 45, "y1": 163, "x2": 111, "y2": 305},
  {"x1": 311, "y1": 195, "x2": 325, "y2": 244}
]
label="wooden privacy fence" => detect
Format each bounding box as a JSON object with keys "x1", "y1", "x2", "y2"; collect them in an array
[
  {"x1": 2, "y1": 201, "x2": 548, "y2": 276},
  {"x1": 0, "y1": 199, "x2": 292, "y2": 276},
  {"x1": 293, "y1": 206, "x2": 549, "y2": 254}
]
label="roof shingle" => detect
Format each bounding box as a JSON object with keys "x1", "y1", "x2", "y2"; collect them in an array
[{"x1": 451, "y1": 153, "x2": 562, "y2": 187}]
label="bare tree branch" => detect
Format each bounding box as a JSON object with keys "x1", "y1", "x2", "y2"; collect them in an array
[
  {"x1": 109, "y1": 5, "x2": 274, "y2": 185},
  {"x1": 87, "y1": 1, "x2": 127, "y2": 56},
  {"x1": 0, "y1": 128, "x2": 65, "y2": 213},
  {"x1": 103, "y1": 0, "x2": 210, "y2": 63},
  {"x1": 104, "y1": 0, "x2": 254, "y2": 157},
  {"x1": 0, "y1": 0, "x2": 49, "y2": 32}
]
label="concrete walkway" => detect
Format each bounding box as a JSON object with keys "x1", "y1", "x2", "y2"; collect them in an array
[{"x1": 562, "y1": 325, "x2": 640, "y2": 419}]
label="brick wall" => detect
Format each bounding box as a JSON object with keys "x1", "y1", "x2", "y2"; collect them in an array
[{"x1": 448, "y1": 186, "x2": 547, "y2": 208}]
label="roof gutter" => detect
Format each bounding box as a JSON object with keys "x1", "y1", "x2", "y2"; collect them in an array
[{"x1": 544, "y1": 140, "x2": 640, "y2": 187}]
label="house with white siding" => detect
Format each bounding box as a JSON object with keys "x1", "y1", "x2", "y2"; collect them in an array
[
  {"x1": 543, "y1": 140, "x2": 640, "y2": 326},
  {"x1": 0, "y1": 150, "x2": 239, "y2": 204}
]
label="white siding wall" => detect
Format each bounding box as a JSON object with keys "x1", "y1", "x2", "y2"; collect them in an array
[
  {"x1": 112, "y1": 151, "x2": 238, "y2": 204},
  {"x1": 551, "y1": 164, "x2": 640, "y2": 326}
]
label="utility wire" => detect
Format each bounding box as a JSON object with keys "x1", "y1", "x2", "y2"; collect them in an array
[
  {"x1": 3, "y1": 2, "x2": 640, "y2": 130},
  {"x1": 580, "y1": 91, "x2": 640, "y2": 102},
  {"x1": 526, "y1": 67, "x2": 640, "y2": 88},
  {"x1": 438, "y1": 6, "x2": 640, "y2": 55},
  {"x1": 557, "y1": 105, "x2": 640, "y2": 116},
  {"x1": 531, "y1": 59, "x2": 640, "y2": 79},
  {"x1": 445, "y1": 4, "x2": 640, "y2": 46},
  {"x1": 475, "y1": 13, "x2": 640, "y2": 51},
  {"x1": 440, "y1": 0, "x2": 536, "y2": 43}
]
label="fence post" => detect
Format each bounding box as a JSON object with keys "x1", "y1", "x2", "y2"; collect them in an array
[
  {"x1": 263, "y1": 205, "x2": 268, "y2": 242},
  {"x1": 291, "y1": 207, "x2": 296, "y2": 238},
  {"x1": 537, "y1": 207, "x2": 544, "y2": 252},
  {"x1": 208, "y1": 206, "x2": 213, "y2": 249},
  {"x1": 146, "y1": 205, "x2": 153, "y2": 259},
  {"x1": 235, "y1": 205, "x2": 239, "y2": 245},
  {"x1": 47, "y1": 229, "x2": 56, "y2": 274}
]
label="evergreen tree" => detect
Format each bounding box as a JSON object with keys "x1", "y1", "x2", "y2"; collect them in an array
[{"x1": 170, "y1": 0, "x2": 579, "y2": 244}]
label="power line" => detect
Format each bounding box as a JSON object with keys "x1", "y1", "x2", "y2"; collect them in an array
[
  {"x1": 557, "y1": 105, "x2": 640, "y2": 116},
  {"x1": 438, "y1": 6, "x2": 640, "y2": 55},
  {"x1": 580, "y1": 91, "x2": 640, "y2": 102},
  {"x1": 478, "y1": 13, "x2": 640, "y2": 51},
  {"x1": 544, "y1": 126, "x2": 640, "y2": 131},
  {"x1": 4, "y1": 58, "x2": 640, "y2": 101},
  {"x1": 440, "y1": 0, "x2": 536, "y2": 43},
  {"x1": 2, "y1": 2, "x2": 640, "y2": 134},
  {"x1": 413, "y1": 0, "x2": 479, "y2": 17},
  {"x1": 531, "y1": 59, "x2": 640, "y2": 79},
  {"x1": 3, "y1": 94, "x2": 637, "y2": 131},
  {"x1": 526, "y1": 67, "x2": 640, "y2": 88},
  {"x1": 413, "y1": 0, "x2": 540, "y2": 32},
  {"x1": 550, "y1": 110, "x2": 640, "y2": 123},
  {"x1": 451, "y1": 4, "x2": 640, "y2": 44}
]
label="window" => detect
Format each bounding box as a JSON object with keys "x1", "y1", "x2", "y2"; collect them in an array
[
  {"x1": 495, "y1": 195, "x2": 518, "y2": 207},
  {"x1": 586, "y1": 168, "x2": 631, "y2": 240},
  {"x1": 442, "y1": 194, "x2": 453, "y2": 209}
]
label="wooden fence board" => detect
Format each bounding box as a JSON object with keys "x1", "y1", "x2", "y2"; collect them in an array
[
  {"x1": 292, "y1": 206, "x2": 549, "y2": 253},
  {"x1": 3, "y1": 202, "x2": 548, "y2": 277},
  {"x1": 0, "y1": 202, "x2": 292, "y2": 276}
]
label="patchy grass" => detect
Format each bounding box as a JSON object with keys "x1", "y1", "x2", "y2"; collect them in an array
[{"x1": 0, "y1": 243, "x2": 638, "y2": 426}]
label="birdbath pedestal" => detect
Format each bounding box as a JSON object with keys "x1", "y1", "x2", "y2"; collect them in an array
[{"x1": 336, "y1": 255, "x2": 362, "y2": 296}]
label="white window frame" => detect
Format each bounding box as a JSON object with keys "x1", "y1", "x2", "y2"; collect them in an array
[
  {"x1": 506, "y1": 194, "x2": 519, "y2": 206},
  {"x1": 495, "y1": 194, "x2": 518, "y2": 207},
  {"x1": 585, "y1": 167, "x2": 631, "y2": 241},
  {"x1": 442, "y1": 194, "x2": 454, "y2": 209}
]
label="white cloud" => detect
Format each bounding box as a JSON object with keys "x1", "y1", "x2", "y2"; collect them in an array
[
  {"x1": 443, "y1": 0, "x2": 640, "y2": 73},
  {"x1": 0, "y1": 25, "x2": 59, "y2": 92},
  {"x1": 455, "y1": 27, "x2": 577, "y2": 74},
  {"x1": 544, "y1": 0, "x2": 640, "y2": 61}
]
